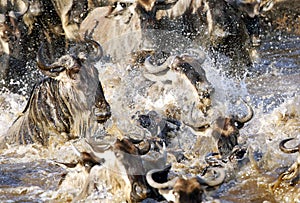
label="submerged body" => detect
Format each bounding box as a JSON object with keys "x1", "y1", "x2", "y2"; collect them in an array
[{"x1": 1, "y1": 41, "x2": 111, "y2": 148}]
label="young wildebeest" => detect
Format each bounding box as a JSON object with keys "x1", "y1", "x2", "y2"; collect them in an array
[{"x1": 0, "y1": 40, "x2": 111, "y2": 148}]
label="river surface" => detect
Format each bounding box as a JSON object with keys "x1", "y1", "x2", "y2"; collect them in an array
[{"x1": 0, "y1": 13, "x2": 300, "y2": 203}]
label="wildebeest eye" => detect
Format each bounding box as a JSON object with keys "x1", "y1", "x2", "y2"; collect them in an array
[
  {"x1": 133, "y1": 182, "x2": 142, "y2": 194},
  {"x1": 234, "y1": 121, "x2": 244, "y2": 129},
  {"x1": 66, "y1": 64, "x2": 81, "y2": 79},
  {"x1": 72, "y1": 64, "x2": 81, "y2": 73},
  {"x1": 112, "y1": 2, "x2": 117, "y2": 8},
  {"x1": 173, "y1": 191, "x2": 180, "y2": 199},
  {"x1": 115, "y1": 151, "x2": 123, "y2": 159}
]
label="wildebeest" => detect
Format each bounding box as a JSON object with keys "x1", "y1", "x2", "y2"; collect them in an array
[
  {"x1": 146, "y1": 165, "x2": 226, "y2": 203},
  {"x1": 271, "y1": 137, "x2": 300, "y2": 190},
  {"x1": 80, "y1": 4, "x2": 143, "y2": 61},
  {"x1": 226, "y1": 0, "x2": 295, "y2": 47},
  {"x1": 2, "y1": 0, "x2": 101, "y2": 46},
  {"x1": 143, "y1": 52, "x2": 214, "y2": 124},
  {"x1": 0, "y1": 0, "x2": 28, "y2": 55},
  {"x1": 227, "y1": 0, "x2": 287, "y2": 17},
  {"x1": 224, "y1": 0, "x2": 287, "y2": 47},
  {"x1": 0, "y1": 0, "x2": 29, "y2": 82},
  {"x1": 186, "y1": 98, "x2": 254, "y2": 158},
  {"x1": 72, "y1": 137, "x2": 165, "y2": 202},
  {"x1": 0, "y1": 40, "x2": 111, "y2": 148},
  {"x1": 80, "y1": 0, "x2": 255, "y2": 67},
  {"x1": 136, "y1": 99, "x2": 253, "y2": 159},
  {"x1": 22, "y1": 0, "x2": 96, "y2": 59},
  {"x1": 211, "y1": 100, "x2": 254, "y2": 157},
  {"x1": 1, "y1": 0, "x2": 101, "y2": 95}
]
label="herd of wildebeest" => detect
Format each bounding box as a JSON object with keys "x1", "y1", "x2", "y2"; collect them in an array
[{"x1": 0, "y1": 0, "x2": 299, "y2": 202}]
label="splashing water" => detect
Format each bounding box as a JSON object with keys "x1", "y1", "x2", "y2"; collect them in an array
[{"x1": 0, "y1": 30, "x2": 299, "y2": 203}]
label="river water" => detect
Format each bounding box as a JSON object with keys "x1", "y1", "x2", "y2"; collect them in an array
[{"x1": 0, "y1": 10, "x2": 300, "y2": 203}]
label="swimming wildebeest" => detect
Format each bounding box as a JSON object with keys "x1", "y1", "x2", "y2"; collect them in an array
[
  {"x1": 270, "y1": 137, "x2": 300, "y2": 190},
  {"x1": 71, "y1": 137, "x2": 165, "y2": 202},
  {"x1": 0, "y1": 40, "x2": 111, "y2": 148},
  {"x1": 146, "y1": 165, "x2": 226, "y2": 203}
]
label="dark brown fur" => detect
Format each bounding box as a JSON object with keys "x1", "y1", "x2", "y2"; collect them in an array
[
  {"x1": 173, "y1": 178, "x2": 204, "y2": 203},
  {"x1": 212, "y1": 117, "x2": 241, "y2": 157}
]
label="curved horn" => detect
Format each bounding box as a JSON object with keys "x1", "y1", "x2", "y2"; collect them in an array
[
  {"x1": 235, "y1": 98, "x2": 254, "y2": 125},
  {"x1": 279, "y1": 138, "x2": 299, "y2": 154},
  {"x1": 146, "y1": 166, "x2": 178, "y2": 189},
  {"x1": 88, "y1": 141, "x2": 114, "y2": 153},
  {"x1": 155, "y1": 0, "x2": 179, "y2": 8},
  {"x1": 37, "y1": 44, "x2": 53, "y2": 71},
  {"x1": 197, "y1": 167, "x2": 225, "y2": 186},
  {"x1": 144, "y1": 56, "x2": 174, "y2": 74},
  {"x1": 37, "y1": 44, "x2": 62, "y2": 72},
  {"x1": 86, "y1": 39, "x2": 103, "y2": 62}
]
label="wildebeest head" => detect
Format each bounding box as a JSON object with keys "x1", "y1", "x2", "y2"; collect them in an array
[
  {"x1": 171, "y1": 55, "x2": 214, "y2": 114},
  {"x1": 74, "y1": 137, "x2": 157, "y2": 202},
  {"x1": 146, "y1": 165, "x2": 225, "y2": 203},
  {"x1": 37, "y1": 40, "x2": 111, "y2": 123},
  {"x1": 110, "y1": 138, "x2": 151, "y2": 201},
  {"x1": 212, "y1": 99, "x2": 254, "y2": 157},
  {"x1": 144, "y1": 53, "x2": 213, "y2": 117}
]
